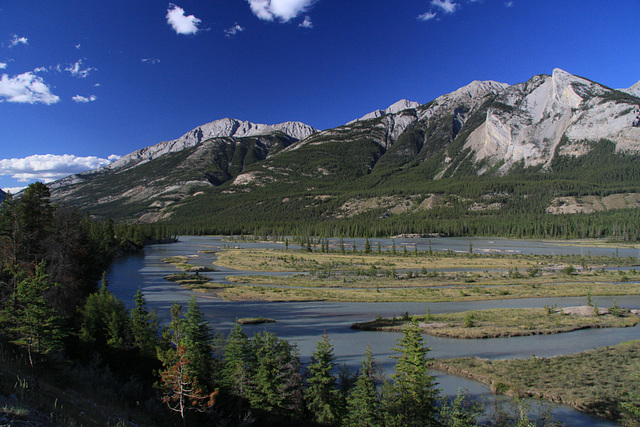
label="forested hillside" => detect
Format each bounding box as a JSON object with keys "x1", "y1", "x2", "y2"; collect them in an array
[{"x1": 45, "y1": 69, "x2": 640, "y2": 240}]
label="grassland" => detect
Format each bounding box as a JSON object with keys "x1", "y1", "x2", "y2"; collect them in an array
[
  {"x1": 351, "y1": 307, "x2": 639, "y2": 338},
  {"x1": 161, "y1": 247, "x2": 640, "y2": 302},
  {"x1": 434, "y1": 340, "x2": 640, "y2": 421}
]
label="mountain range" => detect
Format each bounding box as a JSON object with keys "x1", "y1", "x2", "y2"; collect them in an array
[{"x1": 47, "y1": 69, "x2": 640, "y2": 233}]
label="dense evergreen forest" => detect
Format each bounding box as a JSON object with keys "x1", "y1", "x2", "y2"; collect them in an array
[
  {"x1": 135, "y1": 140, "x2": 640, "y2": 240},
  {"x1": 2, "y1": 182, "x2": 608, "y2": 426}
]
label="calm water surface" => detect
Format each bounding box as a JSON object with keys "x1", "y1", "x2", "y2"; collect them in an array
[{"x1": 108, "y1": 236, "x2": 639, "y2": 425}]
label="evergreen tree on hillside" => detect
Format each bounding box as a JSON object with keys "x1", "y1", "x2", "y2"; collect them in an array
[
  {"x1": 306, "y1": 334, "x2": 342, "y2": 426},
  {"x1": 13, "y1": 261, "x2": 65, "y2": 366},
  {"x1": 383, "y1": 317, "x2": 439, "y2": 426},
  {"x1": 182, "y1": 296, "x2": 214, "y2": 390},
  {"x1": 247, "y1": 331, "x2": 304, "y2": 423},
  {"x1": 343, "y1": 346, "x2": 382, "y2": 427},
  {"x1": 129, "y1": 287, "x2": 160, "y2": 359}
]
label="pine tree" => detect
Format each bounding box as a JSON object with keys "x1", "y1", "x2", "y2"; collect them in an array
[
  {"x1": 160, "y1": 345, "x2": 217, "y2": 427},
  {"x1": 246, "y1": 331, "x2": 304, "y2": 422},
  {"x1": 306, "y1": 334, "x2": 342, "y2": 425},
  {"x1": 220, "y1": 323, "x2": 250, "y2": 398},
  {"x1": 129, "y1": 287, "x2": 160, "y2": 359},
  {"x1": 343, "y1": 346, "x2": 382, "y2": 427},
  {"x1": 383, "y1": 317, "x2": 439, "y2": 426},
  {"x1": 182, "y1": 296, "x2": 213, "y2": 390},
  {"x1": 13, "y1": 262, "x2": 65, "y2": 366}
]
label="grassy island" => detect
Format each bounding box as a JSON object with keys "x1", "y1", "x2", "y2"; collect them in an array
[
  {"x1": 236, "y1": 317, "x2": 276, "y2": 325},
  {"x1": 193, "y1": 247, "x2": 640, "y2": 302},
  {"x1": 351, "y1": 307, "x2": 639, "y2": 338},
  {"x1": 161, "y1": 255, "x2": 215, "y2": 272},
  {"x1": 434, "y1": 340, "x2": 640, "y2": 421},
  {"x1": 164, "y1": 272, "x2": 230, "y2": 293}
]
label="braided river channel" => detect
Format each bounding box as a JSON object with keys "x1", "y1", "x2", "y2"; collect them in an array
[{"x1": 107, "y1": 236, "x2": 640, "y2": 425}]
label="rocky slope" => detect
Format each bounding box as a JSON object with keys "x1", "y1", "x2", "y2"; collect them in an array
[{"x1": 47, "y1": 69, "x2": 640, "y2": 222}]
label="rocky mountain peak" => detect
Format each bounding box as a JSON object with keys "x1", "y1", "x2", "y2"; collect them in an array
[
  {"x1": 349, "y1": 99, "x2": 421, "y2": 123},
  {"x1": 106, "y1": 118, "x2": 317, "y2": 172},
  {"x1": 621, "y1": 80, "x2": 640, "y2": 97}
]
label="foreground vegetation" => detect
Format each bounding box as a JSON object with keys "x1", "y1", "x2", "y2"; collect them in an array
[
  {"x1": 435, "y1": 340, "x2": 640, "y2": 420},
  {"x1": 351, "y1": 306, "x2": 639, "y2": 338}
]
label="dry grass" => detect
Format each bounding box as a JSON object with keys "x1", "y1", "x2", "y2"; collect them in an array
[
  {"x1": 351, "y1": 307, "x2": 639, "y2": 338},
  {"x1": 435, "y1": 340, "x2": 640, "y2": 421}
]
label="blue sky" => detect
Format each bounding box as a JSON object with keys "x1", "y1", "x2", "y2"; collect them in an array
[{"x1": 1, "y1": 0, "x2": 639, "y2": 193}]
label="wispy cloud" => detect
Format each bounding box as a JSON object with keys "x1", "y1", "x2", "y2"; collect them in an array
[
  {"x1": 224, "y1": 23, "x2": 245, "y2": 37},
  {"x1": 299, "y1": 16, "x2": 313, "y2": 28},
  {"x1": 505, "y1": 1, "x2": 514, "y2": 7},
  {"x1": 166, "y1": 3, "x2": 201, "y2": 35},
  {"x1": 72, "y1": 94, "x2": 97, "y2": 103},
  {"x1": 0, "y1": 72, "x2": 60, "y2": 104},
  {"x1": 141, "y1": 58, "x2": 161, "y2": 65},
  {"x1": 431, "y1": 0, "x2": 459, "y2": 14},
  {"x1": 8, "y1": 34, "x2": 28, "y2": 48},
  {"x1": 65, "y1": 59, "x2": 96, "y2": 78},
  {"x1": 417, "y1": 11, "x2": 437, "y2": 21},
  {"x1": 75, "y1": 43, "x2": 81, "y2": 49},
  {"x1": 0, "y1": 154, "x2": 120, "y2": 184},
  {"x1": 247, "y1": 0, "x2": 317, "y2": 23},
  {"x1": 0, "y1": 62, "x2": 7, "y2": 70}
]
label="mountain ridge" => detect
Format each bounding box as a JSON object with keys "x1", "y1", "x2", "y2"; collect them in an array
[{"x1": 46, "y1": 69, "x2": 640, "y2": 228}]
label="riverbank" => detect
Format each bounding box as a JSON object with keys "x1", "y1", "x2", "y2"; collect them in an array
[
  {"x1": 350, "y1": 307, "x2": 639, "y2": 338},
  {"x1": 434, "y1": 340, "x2": 640, "y2": 421}
]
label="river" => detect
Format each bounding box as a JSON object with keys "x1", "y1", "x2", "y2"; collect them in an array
[{"x1": 108, "y1": 236, "x2": 640, "y2": 425}]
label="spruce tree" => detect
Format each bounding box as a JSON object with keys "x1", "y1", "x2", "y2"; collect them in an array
[
  {"x1": 182, "y1": 296, "x2": 213, "y2": 390},
  {"x1": 247, "y1": 331, "x2": 304, "y2": 422},
  {"x1": 383, "y1": 317, "x2": 439, "y2": 426},
  {"x1": 343, "y1": 346, "x2": 382, "y2": 427},
  {"x1": 129, "y1": 287, "x2": 160, "y2": 359},
  {"x1": 306, "y1": 334, "x2": 342, "y2": 425}
]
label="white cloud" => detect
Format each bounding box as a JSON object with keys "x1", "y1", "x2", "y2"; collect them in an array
[
  {"x1": 65, "y1": 59, "x2": 96, "y2": 78},
  {"x1": 8, "y1": 34, "x2": 28, "y2": 48},
  {"x1": 0, "y1": 154, "x2": 119, "y2": 183},
  {"x1": 0, "y1": 72, "x2": 60, "y2": 104},
  {"x1": 72, "y1": 94, "x2": 97, "y2": 103},
  {"x1": 505, "y1": 1, "x2": 514, "y2": 7},
  {"x1": 142, "y1": 58, "x2": 161, "y2": 64},
  {"x1": 299, "y1": 16, "x2": 313, "y2": 28},
  {"x1": 417, "y1": 11, "x2": 437, "y2": 21},
  {"x1": 225, "y1": 23, "x2": 245, "y2": 37},
  {"x1": 75, "y1": 43, "x2": 81, "y2": 49},
  {"x1": 431, "y1": 0, "x2": 459, "y2": 14},
  {"x1": 0, "y1": 62, "x2": 7, "y2": 69},
  {"x1": 247, "y1": 0, "x2": 316, "y2": 23},
  {"x1": 166, "y1": 3, "x2": 201, "y2": 35}
]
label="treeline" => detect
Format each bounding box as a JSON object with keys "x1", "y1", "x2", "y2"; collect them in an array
[{"x1": 156, "y1": 207, "x2": 640, "y2": 241}]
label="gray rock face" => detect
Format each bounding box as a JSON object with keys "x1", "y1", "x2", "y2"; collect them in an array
[
  {"x1": 106, "y1": 118, "x2": 317, "y2": 172},
  {"x1": 464, "y1": 68, "x2": 640, "y2": 173}
]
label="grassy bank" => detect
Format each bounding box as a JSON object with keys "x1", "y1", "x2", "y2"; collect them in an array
[
  {"x1": 351, "y1": 307, "x2": 639, "y2": 338},
  {"x1": 434, "y1": 340, "x2": 640, "y2": 421},
  {"x1": 164, "y1": 272, "x2": 231, "y2": 293},
  {"x1": 216, "y1": 273, "x2": 640, "y2": 302}
]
